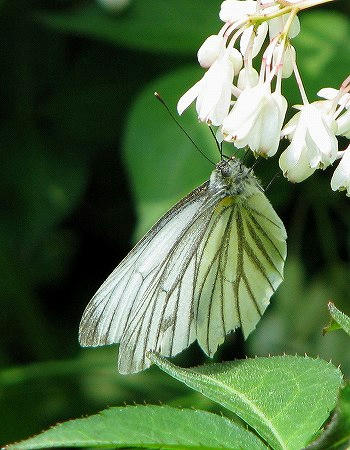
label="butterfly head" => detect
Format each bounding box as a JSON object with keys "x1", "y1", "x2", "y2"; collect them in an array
[{"x1": 210, "y1": 157, "x2": 259, "y2": 196}]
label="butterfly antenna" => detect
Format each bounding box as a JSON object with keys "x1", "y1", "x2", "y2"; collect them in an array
[
  {"x1": 208, "y1": 125, "x2": 231, "y2": 160},
  {"x1": 248, "y1": 156, "x2": 261, "y2": 173},
  {"x1": 265, "y1": 171, "x2": 281, "y2": 192},
  {"x1": 154, "y1": 92, "x2": 215, "y2": 166},
  {"x1": 208, "y1": 125, "x2": 222, "y2": 157}
]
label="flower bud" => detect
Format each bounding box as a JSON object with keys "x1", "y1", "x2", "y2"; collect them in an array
[
  {"x1": 197, "y1": 35, "x2": 225, "y2": 68},
  {"x1": 331, "y1": 145, "x2": 350, "y2": 196},
  {"x1": 219, "y1": 0, "x2": 256, "y2": 23}
]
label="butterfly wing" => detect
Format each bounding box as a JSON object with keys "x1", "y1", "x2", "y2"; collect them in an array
[
  {"x1": 194, "y1": 187, "x2": 287, "y2": 356},
  {"x1": 79, "y1": 181, "x2": 226, "y2": 373},
  {"x1": 80, "y1": 176, "x2": 287, "y2": 374}
]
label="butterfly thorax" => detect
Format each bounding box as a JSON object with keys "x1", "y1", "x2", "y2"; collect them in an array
[{"x1": 209, "y1": 157, "x2": 260, "y2": 199}]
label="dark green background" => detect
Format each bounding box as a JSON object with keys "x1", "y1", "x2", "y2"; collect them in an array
[{"x1": 1, "y1": 0, "x2": 350, "y2": 445}]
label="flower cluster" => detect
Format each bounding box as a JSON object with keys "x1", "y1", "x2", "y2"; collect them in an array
[{"x1": 178, "y1": 0, "x2": 350, "y2": 195}]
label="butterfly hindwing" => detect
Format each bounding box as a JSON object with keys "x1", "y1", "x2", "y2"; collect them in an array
[
  {"x1": 194, "y1": 189, "x2": 286, "y2": 356},
  {"x1": 79, "y1": 159, "x2": 287, "y2": 374}
]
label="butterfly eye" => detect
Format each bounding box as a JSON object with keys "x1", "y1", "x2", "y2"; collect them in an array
[{"x1": 220, "y1": 165, "x2": 231, "y2": 178}]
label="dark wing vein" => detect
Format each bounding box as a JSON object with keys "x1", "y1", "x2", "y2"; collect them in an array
[
  {"x1": 244, "y1": 215, "x2": 284, "y2": 277},
  {"x1": 246, "y1": 211, "x2": 285, "y2": 261},
  {"x1": 205, "y1": 208, "x2": 235, "y2": 353},
  {"x1": 118, "y1": 189, "x2": 227, "y2": 372}
]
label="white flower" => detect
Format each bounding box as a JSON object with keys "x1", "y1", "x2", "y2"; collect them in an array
[
  {"x1": 221, "y1": 83, "x2": 287, "y2": 157},
  {"x1": 197, "y1": 35, "x2": 226, "y2": 68},
  {"x1": 268, "y1": 14, "x2": 300, "y2": 40},
  {"x1": 273, "y1": 44, "x2": 296, "y2": 79},
  {"x1": 228, "y1": 47, "x2": 244, "y2": 74},
  {"x1": 337, "y1": 109, "x2": 350, "y2": 138},
  {"x1": 219, "y1": 0, "x2": 257, "y2": 23},
  {"x1": 237, "y1": 66, "x2": 259, "y2": 90},
  {"x1": 331, "y1": 145, "x2": 350, "y2": 196},
  {"x1": 240, "y1": 22, "x2": 268, "y2": 58},
  {"x1": 220, "y1": 0, "x2": 271, "y2": 59},
  {"x1": 318, "y1": 87, "x2": 350, "y2": 108},
  {"x1": 279, "y1": 146, "x2": 316, "y2": 183},
  {"x1": 177, "y1": 53, "x2": 235, "y2": 126},
  {"x1": 318, "y1": 87, "x2": 350, "y2": 138},
  {"x1": 279, "y1": 104, "x2": 338, "y2": 182}
]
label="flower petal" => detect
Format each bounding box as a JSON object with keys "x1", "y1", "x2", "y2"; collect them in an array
[
  {"x1": 337, "y1": 109, "x2": 350, "y2": 138},
  {"x1": 331, "y1": 145, "x2": 350, "y2": 193},
  {"x1": 197, "y1": 34, "x2": 225, "y2": 68},
  {"x1": 219, "y1": 0, "x2": 256, "y2": 23},
  {"x1": 177, "y1": 80, "x2": 202, "y2": 115},
  {"x1": 240, "y1": 22, "x2": 268, "y2": 58}
]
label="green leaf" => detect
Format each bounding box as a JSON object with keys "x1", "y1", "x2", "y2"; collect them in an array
[
  {"x1": 35, "y1": 0, "x2": 221, "y2": 55},
  {"x1": 8, "y1": 405, "x2": 267, "y2": 449},
  {"x1": 308, "y1": 383, "x2": 350, "y2": 449},
  {"x1": 123, "y1": 65, "x2": 218, "y2": 241},
  {"x1": 324, "y1": 303, "x2": 350, "y2": 337},
  {"x1": 293, "y1": 11, "x2": 350, "y2": 98},
  {"x1": 150, "y1": 354, "x2": 343, "y2": 450}
]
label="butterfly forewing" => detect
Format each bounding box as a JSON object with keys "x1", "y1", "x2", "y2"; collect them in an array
[
  {"x1": 79, "y1": 159, "x2": 287, "y2": 374},
  {"x1": 79, "y1": 181, "x2": 226, "y2": 373}
]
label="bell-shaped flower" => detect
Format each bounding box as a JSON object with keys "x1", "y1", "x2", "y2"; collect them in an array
[
  {"x1": 220, "y1": 0, "x2": 271, "y2": 59},
  {"x1": 268, "y1": 14, "x2": 300, "y2": 40},
  {"x1": 177, "y1": 51, "x2": 237, "y2": 126},
  {"x1": 240, "y1": 22, "x2": 268, "y2": 58},
  {"x1": 337, "y1": 109, "x2": 350, "y2": 138},
  {"x1": 318, "y1": 87, "x2": 350, "y2": 107},
  {"x1": 318, "y1": 87, "x2": 350, "y2": 138},
  {"x1": 221, "y1": 83, "x2": 287, "y2": 157},
  {"x1": 272, "y1": 43, "x2": 296, "y2": 79},
  {"x1": 331, "y1": 145, "x2": 350, "y2": 196},
  {"x1": 219, "y1": 0, "x2": 257, "y2": 23},
  {"x1": 237, "y1": 66, "x2": 259, "y2": 90},
  {"x1": 279, "y1": 146, "x2": 316, "y2": 183},
  {"x1": 197, "y1": 35, "x2": 226, "y2": 68},
  {"x1": 279, "y1": 104, "x2": 338, "y2": 182}
]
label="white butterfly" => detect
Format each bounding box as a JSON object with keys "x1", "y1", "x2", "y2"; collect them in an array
[{"x1": 79, "y1": 157, "x2": 287, "y2": 374}]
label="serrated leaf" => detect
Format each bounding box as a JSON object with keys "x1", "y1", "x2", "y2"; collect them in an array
[
  {"x1": 324, "y1": 303, "x2": 350, "y2": 337},
  {"x1": 35, "y1": 0, "x2": 221, "y2": 55},
  {"x1": 323, "y1": 319, "x2": 342, "y2": 335},
  {"x1": 8, "y1": 405, "x2": 267, "y2": 449},
  {"x1": 307, "y1": 383, "x2": 350, "y2": 449},
  {"x1": 150, "y1": 354, "x2": 342, "y2": 450},
  {"x1": 122, "y1": 65, "x2": 218, "y2": 241}
]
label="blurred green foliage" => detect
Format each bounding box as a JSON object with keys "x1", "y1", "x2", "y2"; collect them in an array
[{"x1": 1, "y1": 0, "x2": 350, "y2": 446}]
